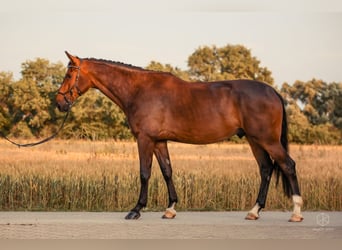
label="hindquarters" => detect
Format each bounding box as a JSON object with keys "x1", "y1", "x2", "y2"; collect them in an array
[
  {"x1": 235, "y1": 80, "x2": 284, "y2": 144},
  {"x1": 236, "y1": 81, "x2": 303, "y2": 221},
  {"x1": 235, "y1": 80, "x2": 297, "y2": 198}
]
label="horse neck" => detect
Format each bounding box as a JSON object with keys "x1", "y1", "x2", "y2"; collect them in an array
[{"x1": 87, "y1": 61, "x2": 143, "y2": 113}]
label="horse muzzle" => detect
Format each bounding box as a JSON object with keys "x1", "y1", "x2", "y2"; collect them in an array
[
  {"x1": 56, "y1": 94, "x2": 72, "y2": 112},
  {"x1": 56, "y1": 101, "x2": 70, "y2": 112}
]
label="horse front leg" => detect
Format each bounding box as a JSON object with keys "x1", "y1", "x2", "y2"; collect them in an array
[
  {"x1": 245, "y1": 138, "x2": 274, "y2": 220},
  {"x1": 154, "y1": 141, "x2": 178, "y2": 219},
  {"x1": 125, "y1": 137, "x2": 154, "y2": 220}
]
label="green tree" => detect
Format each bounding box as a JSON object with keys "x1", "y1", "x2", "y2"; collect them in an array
[
  {"x1": 187, "y1": 44, "x2": 274, "y2": 84},
  {"x1": 9, "y1": 79, "x2": 50, "y2": 137},
  {"x1": 61, "y1": 90, "x2": 132, "y2": 140},
  {"x1": 146, "y1": 61, "x2": 190, "y2": 81},
  {"x1": 324, "y1": 82, "x2": 342, "y2": 130},
  {"x1": 286, "y1": 103, "x2": 311, "y2": 144},
  {"x1": 281, "y1": 80, "x2": 341, "y2": 144},
  {"x1": 21, "y1": 58, "x2": 65, "y2": 86},
  {"x1": 21, "y1": 58, "x2": 66, "y2": 125},
  {"x1": 283, "y1": 79, "x2": 342, "y2": 128},
  {"x1": 291, "y1": 79, "x2": 327, "y2": 125},
  {"x1": 0, "y1": 72, "x2": 13, "y2": 135},
  {"x1": 4, "y1": 59, "x2": 66, "y2": 138}
]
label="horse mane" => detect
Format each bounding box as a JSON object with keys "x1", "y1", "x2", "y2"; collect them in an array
[{"x1": 83, "y1": 57, "x2": 149, "y2": 72}]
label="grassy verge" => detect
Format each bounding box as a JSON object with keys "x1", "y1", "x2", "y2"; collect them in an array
[{"x1": 0, "y1": 140, "x2": 340, "y2": 211}]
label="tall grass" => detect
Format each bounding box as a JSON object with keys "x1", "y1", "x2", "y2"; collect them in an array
[{"x1": 0, "y1": 140, "x2": 341, "y2": 211}]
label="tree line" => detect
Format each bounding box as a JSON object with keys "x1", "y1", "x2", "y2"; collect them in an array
[{"x1": 0, "y1": 44, "x2": 341, "y2": 144}]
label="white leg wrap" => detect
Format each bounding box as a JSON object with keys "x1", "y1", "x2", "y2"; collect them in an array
[
  {"x1": 245, "y1": 203, "x2": 261, "y2": 220},
  {"x1": 292, "y1": 195, "x2": 303, "y2": 216},
  {"x1": 163, "y1": 202, "x2": 177, "y2": 219},
  {"x1": 249, "y1": 203, "x2": 261, "y2": 217}
]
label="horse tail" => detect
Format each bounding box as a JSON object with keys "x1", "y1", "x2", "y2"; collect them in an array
[{"x1": 273, "y1": 91, "x2": 292, "y2": 198}]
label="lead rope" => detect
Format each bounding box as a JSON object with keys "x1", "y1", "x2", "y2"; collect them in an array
[{"x1": 1, "y1": 110, "x2": 70, "y2": 148}]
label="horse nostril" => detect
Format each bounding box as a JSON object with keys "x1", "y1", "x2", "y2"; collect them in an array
[{"x1": 56, "y1": 102, "x2": 64, "y2": 112}]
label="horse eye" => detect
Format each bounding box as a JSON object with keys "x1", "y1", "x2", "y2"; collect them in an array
[{"x1": 66, "y1": 74, "x2": 71, "y2": 79}]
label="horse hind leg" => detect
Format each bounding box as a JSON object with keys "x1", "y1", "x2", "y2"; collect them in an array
[
  {"x1": 279, "y1": 156, "x2": 303, "y2": 222},
  {"x1": 266, "y1": 144, "x2": 304, "y2": 222},
  {"x1": 290, "y1": 194, "x2": 304, "y2": 222},
  {"x1": 245, "y1": 139, "x2": 274, "y2": 220}
]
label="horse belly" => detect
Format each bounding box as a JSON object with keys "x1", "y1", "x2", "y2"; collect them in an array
[{"x1": 164, "y1": 112, "x2": 238, "y2": 144}]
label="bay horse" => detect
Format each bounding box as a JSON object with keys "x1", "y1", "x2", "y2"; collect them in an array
[{"x1": 56, "y1": 51, "x2": 303, "y2": 222}]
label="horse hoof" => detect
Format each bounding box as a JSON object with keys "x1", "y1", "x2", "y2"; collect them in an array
[
  {"x1": 245, "y1": 212, "x2": 259, "y2": 220},
  {"x1": 288, "y1": 214, "x2": 303, "y2": 222},
  {"x1": 162, "y1": 207, "x2": 176, "y2": 219},
  {"x1": 125, "y1": 211, "x2": 141, "y2": 220}
]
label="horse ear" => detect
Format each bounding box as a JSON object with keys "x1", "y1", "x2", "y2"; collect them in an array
[{"x1": 65, "y1": 51, "x2": 79, "y2": 64}]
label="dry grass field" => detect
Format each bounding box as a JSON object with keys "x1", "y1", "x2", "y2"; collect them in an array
[{"x1": 0, "y1": 140, "x2": 341, "y2": 211}]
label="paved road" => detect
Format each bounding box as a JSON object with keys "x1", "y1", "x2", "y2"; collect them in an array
[{"x1": 0, "y1": 211, "x2": 340, "y2": 239}]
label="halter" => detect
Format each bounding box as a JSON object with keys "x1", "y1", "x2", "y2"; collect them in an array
[{"x1": 57, "y1": 60, "x2": 83, "y2": 108}]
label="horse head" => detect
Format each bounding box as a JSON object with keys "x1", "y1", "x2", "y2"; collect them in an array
[{"x1": 56, "y1": 51, "x2": 92, "y2": 112}]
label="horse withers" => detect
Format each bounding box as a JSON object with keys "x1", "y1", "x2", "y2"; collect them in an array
[{"x1": 56, "y1": 52, "x2": 303, "y2": 222}]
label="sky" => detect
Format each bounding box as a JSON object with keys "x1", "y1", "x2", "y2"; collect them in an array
[{"x1": 1, "y1": 0, "x2": 342, "y2": 85}]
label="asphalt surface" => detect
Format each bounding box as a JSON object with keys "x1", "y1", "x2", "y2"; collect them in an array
[{"x1": 0, "y1": 211, "x2": 341, "y2": 239}]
